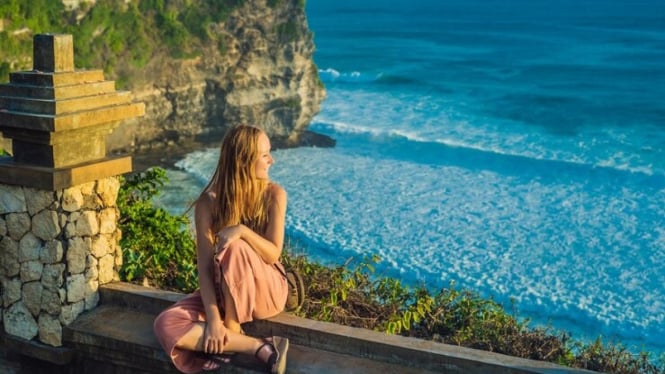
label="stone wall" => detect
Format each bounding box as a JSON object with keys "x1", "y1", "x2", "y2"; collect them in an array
[{"x1": 0, "y1": 178, "x2": 122, "y2": 347}]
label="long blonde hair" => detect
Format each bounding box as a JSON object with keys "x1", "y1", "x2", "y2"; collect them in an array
[{"x1": 199, "y1": 124, "x2": 271, "y2": 234}]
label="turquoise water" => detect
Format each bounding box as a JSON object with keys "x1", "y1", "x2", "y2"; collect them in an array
[{"x1": 158, "y1": 0, "x2": 665, "y2": 354}]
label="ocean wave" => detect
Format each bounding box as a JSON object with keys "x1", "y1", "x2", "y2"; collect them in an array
[
  {"x1": 318, "y1": 67, "x2": 427, "y2": 87},
  {"x1": 318, "y1": 68, "x2": 379, "y2": 83},
  {"x1": 173, "y1": 148, "x2": 218, "y2": 184},
  {"x1": 312, "y1": 120, "x2": 664, "y2": 182}
]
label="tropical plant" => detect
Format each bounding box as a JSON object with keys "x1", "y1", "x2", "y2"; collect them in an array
[{"x1": 117, "y1": 167, "x2": 198, "y2": 292}]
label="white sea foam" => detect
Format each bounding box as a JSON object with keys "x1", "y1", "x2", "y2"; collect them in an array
[
  {"x1": 313, "y1": 87, "x2": 664, "y2": 178},
  {"x1": 259, "y1": 146, "x2": 665, "y2": 352},
  {"x1": 318, "y1": 68, "x2": 377, "y2": 83}
]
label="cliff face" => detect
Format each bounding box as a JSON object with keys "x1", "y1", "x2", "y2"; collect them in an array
[
  {"x1": 108, "y1": 0, "x2": 326, "y2": 152},
  {"x1": 0, "y1": 0, "x2": 327, "y2": 154}
]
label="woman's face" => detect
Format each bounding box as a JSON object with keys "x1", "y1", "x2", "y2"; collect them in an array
[{"x1": 254, "y1": 132, "x2": 273, "y2": 179}]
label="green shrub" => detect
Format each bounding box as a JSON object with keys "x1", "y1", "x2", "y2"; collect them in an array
[
  {"x1": 0, "y1": 0, "x2": 248, "y2": 82},
  {"x1": 275, "y1": 20, "x2": 298, "y2": 43},
  {"x1": 117, "y1": 167, "x2": 198, "y2": 292}
]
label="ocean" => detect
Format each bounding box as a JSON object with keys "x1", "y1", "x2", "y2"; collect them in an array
[{"x1": 155, "y1": 0, "x2": 665, "y2": 354}]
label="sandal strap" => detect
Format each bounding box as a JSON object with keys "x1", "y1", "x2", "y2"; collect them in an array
[{"x1": 255, "y1": 341, "x2": 278, "y2": 367}]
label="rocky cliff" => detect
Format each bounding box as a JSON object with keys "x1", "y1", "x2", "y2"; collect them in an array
[
  {"x1": 0, "y1": 0, "x2": 329, "y2": 155},
  {"x1": 109, "y1": 0, "x2": 327, "y2": 152}
]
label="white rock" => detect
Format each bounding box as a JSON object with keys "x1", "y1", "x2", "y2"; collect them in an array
[
  {"x1": 42, "y1": 263, "x2": 66, "y2": 291},
  {"x1": 1, "y1": 277, "x2": 21, "y2": 307},
  {"x1": 59, "y1": 300, "x2": 84, "y2": 326},
  {"x1": 6, "y1": 212, "x2": 30, "y2": 241},
  {"x1": 0, "y1": 184, "x2": 26, "y2": 214},
  {"x1": 38, "y1": 313, "x2": 63, "y2": 347},
  {"x1": 98, "y1": 208, "x2": 117, "y2": 234},
  {"x1": 18, "y1": 232, "x2": 41, "y2": 262},
  {"x1": 66, "y1": 274, "x2": 86, "y2": 303},
  {"x1": 61, "y1": 186, "x2": 84, "y2": 212},
  {"x1": 0, "y1": 236, "x2": 20, "y2": 277},
  {"x1": 32, "y1": 209, "x2": 61, "y2": 240},
  {"x1": 22, "y1": 281, "x2": 43, "y2": 316},
  {"x1": 96, "y1": 177, "x2": 120, "y2": 207},
  {"x1": 98, "y1": 254, "x2": 115, "y2": 284},
  {"x1": 20, "y1": 261, "x2": 43, "y2": 283},
  {"x1": 75, "y1": 211, "x2": 99, "y2": 236},
  {"x1": 91, "y1": 234, "x2": 109, "y2": 258},
  {"x1": 41, "y1": 240, "x2": 64, "y2": 264},
  {"x1": 24, "y1": 188, "x2": 55, "y2": 216},
  {"x1": 66, "y1": 236, "x2": 89, "y2": 274},
  {"x1": 3, "y1": 301, "x2": 38, "y2": 340}
]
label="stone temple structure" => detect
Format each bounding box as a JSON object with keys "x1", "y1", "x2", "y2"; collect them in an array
[{"x1": 0, "y1": 34, "x2": 144, "y2": 347}]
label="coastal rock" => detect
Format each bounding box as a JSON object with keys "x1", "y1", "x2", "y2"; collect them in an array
[{"x1": 105, "y1": 0, "x2": 326, "y2": 153}]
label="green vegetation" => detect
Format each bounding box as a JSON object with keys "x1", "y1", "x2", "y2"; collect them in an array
[
  {"x1": 0, "y1": 0, "x2": 249, "y2": 84},
  {"x1": 118, "y1": 168, "x2": 665, "y2": 374},
  {"x1": 275, "y1": 20, "x2": 299, "y2": 43},
  {"x1": 117, "y1": 167, "x2": 198, "y2": 292}
]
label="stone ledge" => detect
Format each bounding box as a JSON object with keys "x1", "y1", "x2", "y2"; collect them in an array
[
  {"x1": 0, "y1": 329, "x2": 75, "y2": 366},
  {"x1": 0, "y1": 155, "x2": 131, "y2": 190},
  {"x1": 99, "y1": 282, "x2": 594, "y2": 374}
]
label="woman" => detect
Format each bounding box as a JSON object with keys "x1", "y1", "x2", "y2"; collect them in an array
[{"x1": 154, "y1": 125, "x2": 290, "y2": 374}]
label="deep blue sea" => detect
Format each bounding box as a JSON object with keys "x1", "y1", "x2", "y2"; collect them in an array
[{"x1": 158, "y1": 0, "x2": 665, "y2": 355}]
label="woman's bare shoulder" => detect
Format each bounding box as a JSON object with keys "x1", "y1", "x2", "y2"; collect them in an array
[
  {"x1": 267, "y1": 183, "x2": 287, "y2": 209},
  {"x1": 194, "y1": 191, "x2": 216, "y2": 213},
  {"x1": 268, "y1": 182, "x2": 287, "y2": 199}
]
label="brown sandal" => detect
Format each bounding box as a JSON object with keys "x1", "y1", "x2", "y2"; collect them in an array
[{"x1": 255, "y1": 336, "x2": 289, "y2": 374}]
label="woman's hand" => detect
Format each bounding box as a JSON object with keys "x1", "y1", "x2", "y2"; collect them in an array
[
  {"x1": 215, "y1": 225, "x2": 246, "y2": 253},
  {"x1": 203, "y1": 319, "x2": 228, "y2": 354}
]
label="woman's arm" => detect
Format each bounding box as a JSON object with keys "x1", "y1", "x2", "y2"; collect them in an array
[
  {"x1": 194, "y1": 194, "x2": 226, "y2": 352},
  {"x1": 216, "y1": 184, "x2": 288, "y2": 264}
]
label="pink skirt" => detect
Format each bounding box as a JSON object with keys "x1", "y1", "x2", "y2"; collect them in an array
[{"x1": 153, "y1": 239, "x2": 288, "y2": 373}]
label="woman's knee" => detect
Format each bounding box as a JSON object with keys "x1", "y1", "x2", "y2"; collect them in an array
[
  {"x1": 153, "y1": 308, "x2": 174, "y2": 333},
  {"x1": 226, "y1": 239, "x2": 252, "y2": 252},
  {"x1": 218, "y1": 239, "x2": 254, "y2": 265}
]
